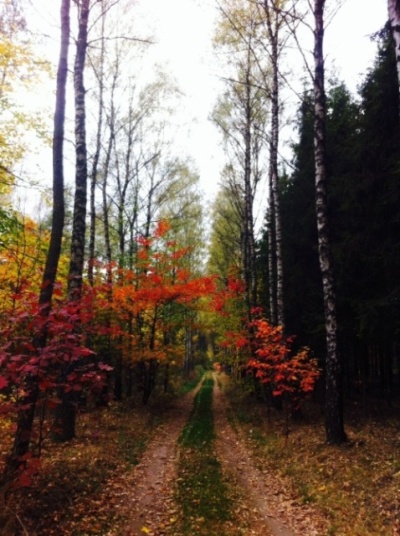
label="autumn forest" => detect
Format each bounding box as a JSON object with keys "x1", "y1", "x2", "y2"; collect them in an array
[{"x1": 0, "y1": 0, "x2": 400, "y2": 535}]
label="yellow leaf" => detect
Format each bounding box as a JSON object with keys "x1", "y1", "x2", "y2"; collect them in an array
[{"x1": 141, "y1": 527, "x2": 151, "y2": 534}]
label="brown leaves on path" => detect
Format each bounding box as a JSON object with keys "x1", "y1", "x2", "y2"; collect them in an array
[
  {"x1": 212, "y1": 373, "x2": 329, "y2": 536},
  {"x1": 6, "y1": 374, "x2": 335, "y2": 536},
  {"x1": 117, "y1": 385, "x2": 202, "y2": 536}
]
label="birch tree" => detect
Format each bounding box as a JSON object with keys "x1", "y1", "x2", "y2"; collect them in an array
[
  {"x1": 313, "y1": 0, "x2": 346, "y2": 444},
  {"x1": 388, "y1": 0, "x2": 400, "y2": 104},
  {"x1": 87, "y1": 0, "x2": 107, "y2": 287},
  {"x1": 214, "y1": 0, "x2": 269, "y2": 319},
  {"x1": 54, "y1": 0, "x2": 90, "y2": 441},
  {"x1": 259, "y1": 0, "x2": 288, "y2": 328}
]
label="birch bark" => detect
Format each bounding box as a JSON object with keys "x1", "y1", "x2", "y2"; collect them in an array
[
  {"x1": 264, "y1": 0, "x2": 284, "y2": 328},
  {"x1": 313, "y1": 0, "x2": 346, "y2": 444},
  {"x1": 68, "y1": 0, "x2": 90, "y2": 301},
  {"x1": 88, "y1": 2, "x2": 106, "y2": 287},
  {"x1": 243, "y1": 43, "x2": 257, "y2": 320},
  {"x1": 55, "y1": 0, "x2": 90, "y2": 441},
  {"x1": 388, "y1": 0, "x2": 400, "y2": 104},
  {"x1": 267, "y1": 178, "x2": 277, "y2": 325}
]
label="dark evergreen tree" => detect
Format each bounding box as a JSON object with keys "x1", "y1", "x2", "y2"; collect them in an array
[
  {"x1": 341, "y1": 29, "x2": 400, "y2": 399},
  {"x1": 279, "y1": 93, "x2": 325, "y2": 357},
  {"x1": 265, "y1": 28, "x2": 400, "y2": 414}
]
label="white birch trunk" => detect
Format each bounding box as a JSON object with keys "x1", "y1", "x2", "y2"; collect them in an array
[
  {"x1": 264, "y1": 0, "x2": 284, "y2": 328},
  {"x1": 68, "y1": 0, "x2": 90, "y2": 300},
  {"x1": 243, "y1": 42, "x2": 257, "y2": 319},
  {"x1": 267, "y1": 177, "x2": 277, "y2": 325},
  {"x1": 313, "y1": 0, "x2": 346, "y2": 444},
  {"x1": 388, "y1": 0, "x2": 400, "y2": 103},
  {"x1": 88, "y1": 6, "x2": 106, "y2": 286},
  {"x1": 56, "y1": 0, "x2": 90, "y2": 442}
]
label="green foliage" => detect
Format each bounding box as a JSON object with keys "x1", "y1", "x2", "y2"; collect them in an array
[
  {"x1": 178, "y1": 366, "x2": 205, "y2": 395},
  {"x1": 0, "y1": 206, "x2": 21, "y2": 244},
  {"x1": 207, "y1": 185, "x2": 243, "y2": 280}
]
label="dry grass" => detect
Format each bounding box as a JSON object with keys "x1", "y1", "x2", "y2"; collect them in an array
[{"x1": 226, "y1": 383, "x2": 400, "y2": 535}]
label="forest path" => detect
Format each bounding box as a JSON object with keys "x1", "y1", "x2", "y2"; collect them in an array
[
  {"x1": 212, "y1": 374, "x2": 328, "y2": 536},
  {"x1": 117, "y1": 382, "x2": 203, "y2": 536},
  {"x1": 118, "y1": 374, "x2": 328, "y2": 536}
]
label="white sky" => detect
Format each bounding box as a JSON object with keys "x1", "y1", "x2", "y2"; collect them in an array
[
  {"x1": 135, "y1": 0, "x2": 388, "y2": 192},
  {"x1": 134, "y1": 0, "x2": 223, "y2": 204},
  {"x1": 325, "y1": 0, "x2": 388, "y2": 91},
  {"x1": 16, "y1": 0, "x2": 389, "y2": 219},
  {"x1": 132, "y1": 0, "x2": 389, "y2": 227}
]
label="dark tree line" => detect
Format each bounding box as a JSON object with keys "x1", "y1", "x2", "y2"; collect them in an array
[{"x1": 260, "y1": 27, "x2": 400, "y2": 407}]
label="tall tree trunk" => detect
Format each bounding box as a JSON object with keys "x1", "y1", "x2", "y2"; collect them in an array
[
  {"x1": 2, "y1": 0, "x2": 70, "y2": 482},
  {"x1": 183, "y1": 323, "x2": 193, "y2": 376},
  {"x1": 103, "y1": 126, "x2": 114, "y2": 287},
  {"x1": 68, "y1": 0, "x2": 90, "y2": 301},
  {"x1": 267, "y1": 177, "x2": 277, "y2": 324},
  {"x1": 388, "y1": 0, "x2": 400, "y2": 105},
  {"x1": 55, "y1": 0, "x2": 90, "y2": 442},
  {"x1": 264, "y1": 0, "x2": 284, "y2": 328},
  {"x1": 243, "y1": 43, "x2": 257, "y2": 320},
  {"x1": 313, "y1": 0, "x2": 346, "y2": 444},
  {"x1": 88, "y1": 4, "x2": 106, "y2": 287}
]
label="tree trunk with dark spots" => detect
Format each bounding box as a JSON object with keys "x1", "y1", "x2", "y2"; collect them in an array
[
  {"x1": 313, "y1": 0, "x2": 346, "y2": 444},
  {"x1": 388, "y1": 0, "x2": 400, "y2": 107},
  {"x1": 2, "y1": 0, "x2": 70, "y2": 483}
]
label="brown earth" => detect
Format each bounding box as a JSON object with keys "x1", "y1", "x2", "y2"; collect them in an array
[
  {"x1": 115, "y1": 384, "x2": 202, "y2": 536},
  {"x1": 114, "y1": 374, "x2": 329, "y2": 536},
  {"x1": 212, "y1": 373, "x2": 329, "y2": 536},
  {"x1": 6, "y1": 374, "x2": 330, "y2": 535}
]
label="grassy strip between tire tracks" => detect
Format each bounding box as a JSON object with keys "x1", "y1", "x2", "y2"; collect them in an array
[{"x1": 173, "y1": 373, "x2": 236, "y2": 536}]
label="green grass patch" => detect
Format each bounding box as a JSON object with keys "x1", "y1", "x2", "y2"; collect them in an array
[
  {"x1": 174, "y1": 373, "x2": 233, "y2": 535},
  {"x1": 177, "y1": 366, "x2": 205, "y2": 396},
  {"x1": 179, "y1": 376, "x2": 214, "y2": 446}
]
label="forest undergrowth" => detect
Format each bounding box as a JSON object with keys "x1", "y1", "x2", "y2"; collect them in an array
[
  {"x1": 1, "y1": 373, "x2": 399, "y2": 535},
  {"x1": 1, "y1": 396, "x2": 169, "y2": 535},
  {"x1": 225, "y1": 380, "x2": 400, "y2": 536}
]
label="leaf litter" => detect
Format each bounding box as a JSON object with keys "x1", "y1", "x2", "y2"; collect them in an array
[{"x1": 7, "y1": 373, "x2": 396, "y2": 535}]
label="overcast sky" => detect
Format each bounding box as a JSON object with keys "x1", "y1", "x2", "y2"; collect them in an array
[
  {"x1": 19, "y1": 0, "x2": 389, "y2": 219},
  {"x1": 133, "y1": 0, "x2": 389, "y2": 218}
]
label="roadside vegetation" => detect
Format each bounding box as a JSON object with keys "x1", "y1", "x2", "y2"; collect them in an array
[
  {"x1": 224, "y1": 376, "x2": 400, "y2": 536},
  {"x1": 2, "y1": 373, "x2": 199, "y2": 536}
]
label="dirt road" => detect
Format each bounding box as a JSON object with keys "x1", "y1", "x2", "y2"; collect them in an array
[{"x1": 118, "y1": 374, "x2": 328, "y2": 536}]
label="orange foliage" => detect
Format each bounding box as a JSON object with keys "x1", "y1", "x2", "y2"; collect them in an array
[
  {"x1": 105, "y1": 221, "x2": 218, "y2": 367},
  {"x1": 212, "y1": 277, "x2": 320, "y2": 407},
  {"x1": 248, "y1": 318, "x2": 320, "y2": 405}
]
